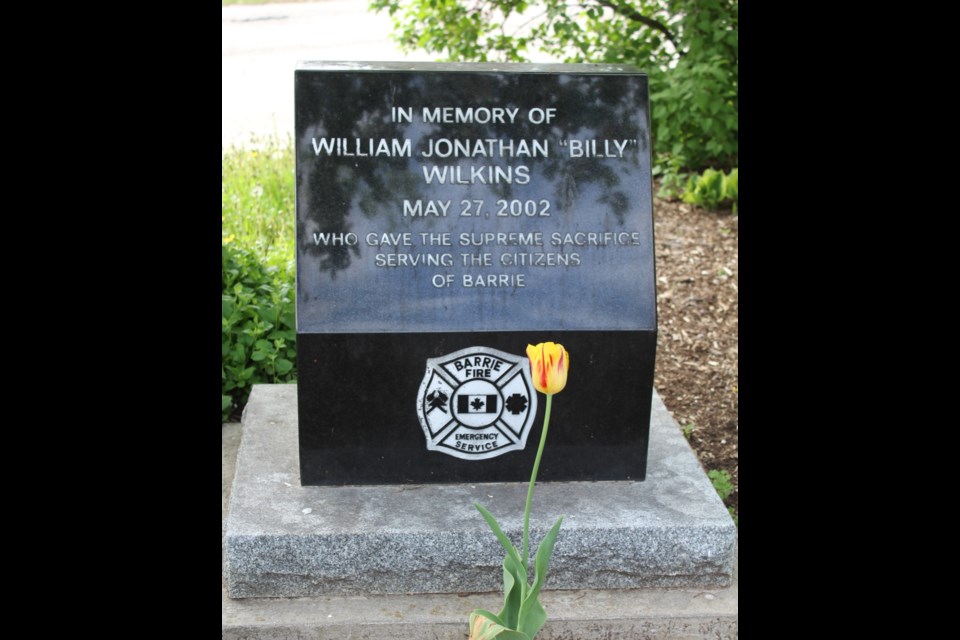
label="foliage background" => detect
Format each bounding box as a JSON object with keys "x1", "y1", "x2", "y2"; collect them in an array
[{"x1": 370, "y1": 0, "x2": 738, "y2": 174}]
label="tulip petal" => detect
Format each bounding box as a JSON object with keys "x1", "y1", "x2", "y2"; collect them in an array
[{"x1": 526, "y1": 342, "x2": 569, "y2": 395}]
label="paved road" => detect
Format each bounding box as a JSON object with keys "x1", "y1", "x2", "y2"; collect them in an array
[{"x1": 222, "y1": 1, "x2": 435, "y2": 148}]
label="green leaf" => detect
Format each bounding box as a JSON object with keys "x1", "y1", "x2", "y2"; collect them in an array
[
  {"x1": 472, "y1": 609, "x2": 506, "y2": 628},
  {"x1": 251, "y1": 350, "x2": 267, "y2": 362},
  {"x1": 518, "y1": 516, "x2": 563, "y2": 637},
  {"x1": 708, "y1": 469, "x2": 734, "y2": 500},
  {"x1": 531, "y1": 516, "x2": 563, "y2": 597},
  {"x1": 499, "y1": 552, "x2": 525, "y2": 629},
  {"x1": 259, "y1": 307, "x2": 278, "y2": 325},
  {"x1": 475, "y1": 504, "x2": 524, "y2": 569},
  {"x1": 275, "y1": 358, "x2": 293, "y2": 375},
  {"x1": 725, "y1": 168, "x2": 738, "y2": 200},
  {"x1": 518, "y1": 597, "x2": 546, "y2": 639},
  {"x1": 222, "y1": 395, "x2": 233, "y2": 412},
  {"x1": 469, "y1": 608, "x2": 532, "y2": 640}
]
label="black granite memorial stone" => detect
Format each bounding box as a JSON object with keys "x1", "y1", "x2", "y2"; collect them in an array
[{"x1": 295, "y1": 62, "x2": 656, "y2": 485}]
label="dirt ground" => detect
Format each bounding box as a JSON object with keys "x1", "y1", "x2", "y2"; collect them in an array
[{"x1": 652, "y1": 194, "x2": 739, "y2": 519}]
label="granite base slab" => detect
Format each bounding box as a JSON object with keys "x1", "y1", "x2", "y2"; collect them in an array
[{"x1": 225, "y1": 384, "x2": 736, "y2": 599}]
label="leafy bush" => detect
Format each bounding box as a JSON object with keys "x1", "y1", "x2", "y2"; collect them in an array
[
  {"x1": 650, "y1": 1, "x2": 738, "y2": 171},
  {"x1": 682, "y1": 167, "x2": 738, "y2": 211},
  {"x1": 370, "y1": 0, "x2": 738, "y2": 173},
  {"x1": 707, "y1": 468, "x2": 734, "y2": 500},
  {"x1": 222, "y1": 137, "x2": 297, "y2": 422},
  {"x1": 221, "y1": 243, "x2": 296, "y2": 422},
  {"x1": 707, "y1": 469, "x2": 737, "y2": 526},
  {"x1": 653, "y1": 154, "x2": 689, "y2": 200}
]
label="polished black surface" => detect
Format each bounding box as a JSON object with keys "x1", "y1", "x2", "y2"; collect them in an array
[
  {"x1": 295, "y1": 63, "x2": 655, "y2": 333},
  {"x1": 297, "y1": 331, "x2": 655, "y2": 485},
  {"x1": 295, "y1": 63, "x2": 657, "y2": 485}
]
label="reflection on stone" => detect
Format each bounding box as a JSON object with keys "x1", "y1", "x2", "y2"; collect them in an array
[{"x1": 296, "y1": 62, "x2": 654, "y2": 333}]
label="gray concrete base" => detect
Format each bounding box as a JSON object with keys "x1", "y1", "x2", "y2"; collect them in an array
[
  {"x1": 221, "y1": 571, "x2": 738, "y2": 640},
  {"x1": 225, "y1": 385, "x2": 736, "y2": 599},
  {"x1": 222, "y1": 410, "x2": 737, "y2": 639}
]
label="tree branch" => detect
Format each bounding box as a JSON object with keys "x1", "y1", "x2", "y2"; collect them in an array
[{"x1": 594, "y1": 0, "x2": 682, "y2": 54}]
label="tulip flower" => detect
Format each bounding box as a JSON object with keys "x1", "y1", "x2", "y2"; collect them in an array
[
  {"x1": 526, "y1": 342, "x2": 569, "y2": 395},
  {"x1": 469, "y1": 342, "x2": 569, "y2": 639}
]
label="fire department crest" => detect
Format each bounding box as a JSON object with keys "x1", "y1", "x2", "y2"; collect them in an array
[{"x1": 416, "y1": 346, "x2": 538, "y2": 460}]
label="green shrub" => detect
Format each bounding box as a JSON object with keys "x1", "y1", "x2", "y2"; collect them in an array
[
  {"x1": 370, "y1": 0, "x2": 738, "y2": 173},
  {"x1": 707, "y1": 469, "x2": 737, "y2": 526},
  {"x1": 222, "y1": 137, "x2": 297, "y2": 422},
  {"x1": 682, "y1": 167, "x2": 738, "y2": 212},
  {"x1": 221, "y1": 243, "x2": 296, "y2": 422},
  {"x1": 651, "y1": 1, "x2": 738, "y2": 172},
  {"x1": 707, "y1": 468, "x2": 734, "y2": 500},
  {"x1": 653, "y1": 154, "x2": 689, "y2": 200}
]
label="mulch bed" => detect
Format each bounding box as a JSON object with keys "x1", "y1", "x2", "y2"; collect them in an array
[{"x1": 652, "y1": 195, "x2": 738, "y2": 517}]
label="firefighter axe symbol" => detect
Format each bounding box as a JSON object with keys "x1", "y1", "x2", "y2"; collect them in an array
[{"x1": 426, "y1": 389, "x2": 448, "y2": 414}]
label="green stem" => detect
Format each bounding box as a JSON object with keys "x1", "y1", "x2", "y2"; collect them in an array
[{"x1": 522, "y1": 393, "x2": 552, "y2": 572}]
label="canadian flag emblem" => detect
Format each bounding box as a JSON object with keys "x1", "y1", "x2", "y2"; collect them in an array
[{"x1": 458, "y1": 395, "x2": 499, "y2": 414}]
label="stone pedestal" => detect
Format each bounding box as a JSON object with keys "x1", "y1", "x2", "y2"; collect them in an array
[{"x1": 225, "y1": 385, "x2": 736, "y2": 599}]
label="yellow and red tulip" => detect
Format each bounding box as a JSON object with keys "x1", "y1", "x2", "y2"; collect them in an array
[
  {"x1": 526, "y1": 342, "x2": 569, "y2": 395},
  {"x1": 470, "y1": 342, "x2": 570, "y2": 639}
]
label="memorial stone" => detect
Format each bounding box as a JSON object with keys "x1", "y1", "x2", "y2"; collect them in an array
[{"x1": 295, "y1": 62, "x2": 657, "y2": 485}]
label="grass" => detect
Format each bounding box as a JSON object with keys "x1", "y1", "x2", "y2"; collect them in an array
[
  {"x1": 222, "y1": 135, "x2": 298, "y2": 422},
  {"x1": 221, "y1": 136, "x2": 296, "y2": 277}
]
